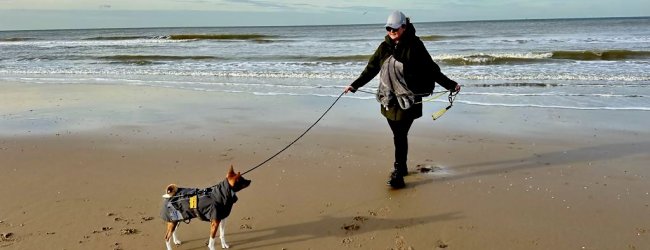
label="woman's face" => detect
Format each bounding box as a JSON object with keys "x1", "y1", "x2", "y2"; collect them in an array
[{"x1": 386, "y1": 26, "x2": 405, "y2": 42}]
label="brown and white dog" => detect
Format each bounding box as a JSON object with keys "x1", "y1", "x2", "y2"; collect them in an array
[{"x1": 161, "y1": 166, "x2": 251, "y2": 250}]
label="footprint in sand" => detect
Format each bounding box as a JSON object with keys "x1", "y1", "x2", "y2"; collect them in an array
[{"x1": 416, "y1": 164, "x2": 454, "y2": 176}]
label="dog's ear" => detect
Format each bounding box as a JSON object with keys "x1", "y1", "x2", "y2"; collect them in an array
[
  {"x1": 166, "y1": 184, "x2": 178, "y2": 194},
  {"x1": 227, "y1": 165, "x2": 236, "y2": 178},
  {"x1": 163, "y1": 184, "x2": 178, "y2": 198}
]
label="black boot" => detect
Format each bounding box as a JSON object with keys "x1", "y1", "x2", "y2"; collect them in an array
[
  {"x1": 394, "y1": 162, "x2": 408, "y2": 177},
  {"x1": 387, "y1": 171, "x2": 405, "y2": 188}
]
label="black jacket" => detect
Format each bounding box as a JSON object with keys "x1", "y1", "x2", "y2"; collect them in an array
[{"x1": 351, "y1": 23, "x2": 458, "y2": 120}]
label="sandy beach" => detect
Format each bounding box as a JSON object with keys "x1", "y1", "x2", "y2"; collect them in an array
[{"x1": 1, "y1": 82, "x2": 649, "y2": 250}]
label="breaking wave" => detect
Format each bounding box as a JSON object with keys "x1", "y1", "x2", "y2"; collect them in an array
[
  {"x1": 83, "y1": 36, "x2": 163, "y2": 40},
  {"x1": 95, "y1": 55, "x2": 221, "y2": 66},
  {"x1": 472, "y1": 82, "x2": 560, "y2": 87},
  {"x1": 274, "y1": 55, "x2": 370, "y2": 62},
  {"x1": 0, "y1": 37, "x2": 38, "y2": 42},
  {"x1": 167, "y1": 34, "x2": 276, "y2": 41},
  {"x1": 461, "y1": 92, "x2": 644, "y2": 98},
  {"x1": 98, "y1": 54, "x2": 368, "y2": 63},
  {"x1": 456, "y1": 100, "x2": 650, "y2": 111},
  {"x1": 551, "y1": 50, "x2": 650, "y2": 60},
  {"x1": 80, "y1": 34, "x2": 276, "y2": 42},
  {"x1": 420, "y1": 34, "x2": 474, "y2": 41},
  {"x1": 437, "y1": 54, "x2": 549, "y2": 65},
  {"x1": 436, "y1": 50, "x2": 650, "y2": 65},
  {"x1": 97, "y1": 55, "x2": 219, "y2": 61}
]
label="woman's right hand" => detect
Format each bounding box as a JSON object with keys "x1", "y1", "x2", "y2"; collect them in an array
[{"x1": 343, "y1": 86, "x2": 356, "y2": 94}]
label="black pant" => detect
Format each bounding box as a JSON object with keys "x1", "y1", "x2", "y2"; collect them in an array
[{"x1": 387, "y1": 118, "x2": 414, "y2": 165}]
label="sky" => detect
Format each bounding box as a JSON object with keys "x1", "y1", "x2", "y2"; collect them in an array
[{"x1": 0, "y1": 0, "x2": 648, "y2": 30}]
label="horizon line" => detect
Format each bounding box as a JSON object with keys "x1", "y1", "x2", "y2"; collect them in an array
[{"x1": 1, "y1": 15, "x2": 648, "y2": 32}]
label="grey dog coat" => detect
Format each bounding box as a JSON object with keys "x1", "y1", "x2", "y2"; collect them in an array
[{"x1": 161, "y1": 179, "x2": 238, "y2": 222}]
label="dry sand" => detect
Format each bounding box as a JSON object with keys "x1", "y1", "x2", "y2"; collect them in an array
[{"x1": 1, "y1": 82, "x2": 649, "y2": 249}]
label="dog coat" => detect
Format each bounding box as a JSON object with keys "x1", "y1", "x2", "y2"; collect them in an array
[{"x1": 161, "y1": 179, "x2": 238, "y2": 222}]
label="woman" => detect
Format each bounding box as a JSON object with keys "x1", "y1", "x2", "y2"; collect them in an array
[{"x1": 343, "y1": 10, "x2": 461, "y2": 188}]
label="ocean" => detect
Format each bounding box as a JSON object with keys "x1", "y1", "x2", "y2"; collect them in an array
[{"x1": 1, "y1": 17, "x2": 649, "y2": 111}]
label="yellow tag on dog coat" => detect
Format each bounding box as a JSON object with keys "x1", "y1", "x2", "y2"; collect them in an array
[{"x1": 189, "y1": 196, "x2": 197, "y2": 209}]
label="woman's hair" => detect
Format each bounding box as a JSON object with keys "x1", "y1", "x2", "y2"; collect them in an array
[{"x1": 403, "y1": 17, "x2": 413, "y2": 33}]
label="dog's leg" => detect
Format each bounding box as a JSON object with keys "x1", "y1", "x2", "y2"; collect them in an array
[
  {"x1": 164, "y1": 222, "x2": 180, "y2": 250},
  {"x1": 208, "y1": 220, "x2": 220, "y2": 250},
  {"x1": 219, "y1": 219, "x2": 229, "y2": 249},
  {"x1": 172, "y1": 228, "x2": 181, "y2": 245}
]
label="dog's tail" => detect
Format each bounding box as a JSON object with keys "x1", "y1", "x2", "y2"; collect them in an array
[{"x1": 162, "y1": 184, "x2": 178, "y2": 198}]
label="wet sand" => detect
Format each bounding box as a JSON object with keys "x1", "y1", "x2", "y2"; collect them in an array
[{"x1": 1, "y1": 82, "x2": 649, "y2": 249}]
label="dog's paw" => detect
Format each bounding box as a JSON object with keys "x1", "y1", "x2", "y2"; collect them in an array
[
  {"x1": 220, "y1": 238, "x2": 229, "y2": 249},
  {"x1": 173, "y1": 239, "x2": 182, "y2": 245}
]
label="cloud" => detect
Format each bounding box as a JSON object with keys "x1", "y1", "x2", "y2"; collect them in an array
[
  {"x1": 187, "y1": 0, "x2": 400, "y2": 13},
  {"x1": 159, "y1": 0, "x2": 297, "y2": 11},
  {"x1": 0, "y1": 0, "x2": 430, "y2": 13},
  {"x1": 1, "y1": 0, "x2": 646, "y2": 30},
  {"x1": 223, "y1": 0, "x2": 288, "y2": 9}
]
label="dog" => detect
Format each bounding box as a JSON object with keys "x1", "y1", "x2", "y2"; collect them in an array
[{"x1": 161, "y1": 165, "x2": 251, "y2": 250}]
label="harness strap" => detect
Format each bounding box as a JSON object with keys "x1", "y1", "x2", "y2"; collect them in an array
[
  {"x1": 187, "y1": 195, "x2": 211, "y2": 221},
  {"x1": 189, "y1": 195, "x2": 198, "y2": 209}
]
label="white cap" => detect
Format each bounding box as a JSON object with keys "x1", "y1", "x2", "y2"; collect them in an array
[{"x1": 385, "y1": 10, "x2": 407, "y2": 29}]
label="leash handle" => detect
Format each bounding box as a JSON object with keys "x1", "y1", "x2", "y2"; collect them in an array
[
  {"x1": 242, "y1": 91, "x2": 345, "y2": 175},
  {"x1": 431, "y1": 106, "x2": 450, "y2": 120},
  {"x1": 432, "y1": 88, "x2": 459, "y2": 120}
]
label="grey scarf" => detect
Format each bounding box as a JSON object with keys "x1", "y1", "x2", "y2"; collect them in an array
[{"x1": 377, "y1": 55, "x2": 415, "y2": 110}]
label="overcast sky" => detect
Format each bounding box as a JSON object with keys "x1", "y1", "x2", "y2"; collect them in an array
[{"x1": 0, "y1": 0, "x2": 648, "y2": 30}]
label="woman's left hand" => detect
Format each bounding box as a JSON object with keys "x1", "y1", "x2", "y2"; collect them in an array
[{"x1": 454, "y1": 84, "x2": 461, "y2": 92}]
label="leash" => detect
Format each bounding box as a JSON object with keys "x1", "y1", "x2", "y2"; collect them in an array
[
  {"x1": 242, "y1": 91, "x2": 345, "y2": 175},
  {"x1": 356, "y1": 89, "x2": 449, "y2": 98},
  {"x1": 356, "y1": 88, "x2": 459, "y2": 120},
  {"x1": 241, "y1": 88, "x2": 458, "y2": 175}
]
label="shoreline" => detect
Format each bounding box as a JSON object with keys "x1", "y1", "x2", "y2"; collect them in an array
[
  {"x1": 1, "y1": 82, "x2": 649, "y2": 249},
  {"x1": 2, "y1": 81, "x2": 647, "y2": 138}
]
